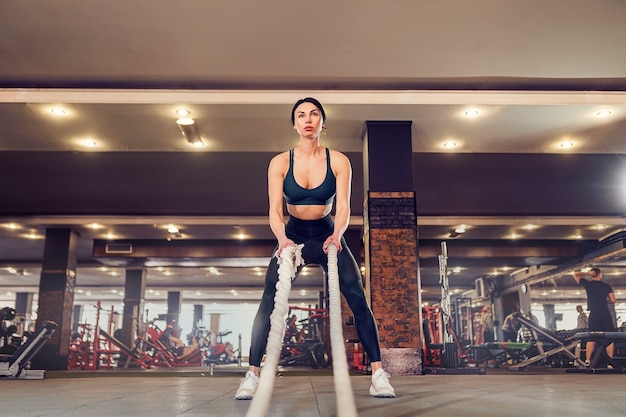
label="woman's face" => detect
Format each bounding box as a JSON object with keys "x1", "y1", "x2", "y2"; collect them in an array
[{"x1": 293, "y1": 102, "x2": 324, "y2": 138}]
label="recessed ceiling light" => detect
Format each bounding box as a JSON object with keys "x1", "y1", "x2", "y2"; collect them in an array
[
  {"x1": 596, "y1": 110, "x2": 612, "y2": 118},
  {"x1": 442, "y1": 141, "x2": 457, "y2": 149},
  {"x1": 49, "y1": 107, "x2": 67, "y2": 116},
  {"x1": 464, "y1": 109, "x2": 480, "y2": 118},
  {"x1": 87, "y1": 223, "x2": 104, "y2": 229},
  {"x1": 80, "y1": 138, "x2": 98, "y2": 147},
  {"x1": 454, "y1": 225, "x2": 466, "y2": 234},
  {"x1": 593, "y1": 224, "x2": 607, "y2": 230},
  {"x1": 574, "y1": 234, "x2": 583, "y2": 239},
  {"x1": 167, "y1": 225, "x2": 179, "y2": 234},
  {"x1": 559, "y1": 141, "x2": 574, "y2": 149},
  {"x1": 522, "y1": 224, "x2": 538, "y2": 230},
  {"x1": 176, "y1": 108, "x2": 191, "y2": 117},
  {"x1": 176, "y1": 117, "x2": 194, "y2": 126}
]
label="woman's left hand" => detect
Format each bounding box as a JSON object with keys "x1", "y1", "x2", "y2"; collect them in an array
[{"x1": 323, "y1": 236, "x2": 342, "y2": 254}]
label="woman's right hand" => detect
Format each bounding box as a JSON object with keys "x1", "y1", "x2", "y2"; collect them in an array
[{"x1": 275, "y1": 238, "x2": 297, "y2": 257}]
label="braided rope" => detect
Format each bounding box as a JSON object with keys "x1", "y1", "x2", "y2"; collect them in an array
[
  {"x1": 327, "y1": 243, "x2": 358, "y2": 417},
  {"x1": 246, "y1": 244, "x2": 304, "y2": 417}
]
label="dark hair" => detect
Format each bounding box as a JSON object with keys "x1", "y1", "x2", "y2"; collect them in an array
[
  {"x1": 290, "y1": 97, "x2": 326, "y2": 125},
  {"x1": 590, "y1": 267, "x2": 602, "y2": 275}
]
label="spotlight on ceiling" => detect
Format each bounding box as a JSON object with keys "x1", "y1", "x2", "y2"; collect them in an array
[{"x1": 176, "y1": 118, "x2": 204, "y2": 147}]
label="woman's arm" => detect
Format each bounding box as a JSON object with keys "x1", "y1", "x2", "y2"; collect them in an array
[
  {"x1": 267, "y1": 153, "x2": 294, "y2": 255},
  {"x1": 324, "y1": 150, "x2": 352, "y2": 252}
]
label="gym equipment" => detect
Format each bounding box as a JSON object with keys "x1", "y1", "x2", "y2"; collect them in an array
[
  {"x1": 68, "y1": 302, "x2": 121, "y2": 370},
  {"x1": 425, "y1": 243, "x2": 484, "y2": 374},
  {"x1": 134, "y1": 318, "x2": 203, "y2": 367},
  {"x1": 507, "y1": 312, "x2": 587, "y2": 371},
  {"x1": 327, "y1": 243, "x2": 357, "y2": 417},
  {"x1": 279, "y1": 305, "x2": 329, "y2": 369},
  {"x1": 246, "y1": 244, "x2": 304, "y2": 417},
  {"x1": 246, "y1": 243, "x2": 357, "y2": 417},
  {"x1": 0, "y1": 320, "x2": 57, "y2": 379},
  {"x1": 468, "y1": 341, "x2": 531, "y2": 368},
  {"x1": 201, "y1": 329, "x2": 240, "y2": 366},
  {"x1": 97, "y1": 329, "x2": 153, "y2": 369},
  {"x1": 567, "y1": 331, "x2": 626, "y2": 373}
]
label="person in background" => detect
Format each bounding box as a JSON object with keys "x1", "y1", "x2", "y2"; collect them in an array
[
  {"x1": 479, "y1": 305, "x2": 495, "y2": 344},
  {"x1": 573, "y1": 267, "x2": 616, "y2": 363},
  {"x1": 501, "y1": 310, "x2": 521, "y2": 342},
  {"x1": 235, "y1": 97, "x2": 395, "y2": 401},
  {"x1": 576, "y1": 305, "x2": 588, "y2": 329}
]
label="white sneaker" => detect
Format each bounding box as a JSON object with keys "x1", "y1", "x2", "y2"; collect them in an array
[
  {"x1": 369, "y1": 368, "x2": 396, "y2": 398},
  {"x1": 235, "y1": 370, "x2": 259, "y2": 400}
]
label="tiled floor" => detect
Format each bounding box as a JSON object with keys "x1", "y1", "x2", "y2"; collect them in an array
[
  {"x1": 0, "y1": 368, "x2": 626, "y2": 417},
  {"x1": 2, "y1": 365, "x2": 625, "y2": 417}
]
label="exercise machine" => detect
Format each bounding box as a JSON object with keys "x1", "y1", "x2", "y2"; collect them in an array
[
  {"x1": 0, "y1": 321, "x2": 57, "y2": 379},
  {"x1": 507, "y1": 312, "x2": 586, "y2": 370},
  {"x1": 567, "y1": 331, "x2": 626, "y2": 373}
]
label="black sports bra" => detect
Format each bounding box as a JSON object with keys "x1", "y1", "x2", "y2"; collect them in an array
[{"x1": 283, "y1": 148, "x2": 336, "y2": 206}]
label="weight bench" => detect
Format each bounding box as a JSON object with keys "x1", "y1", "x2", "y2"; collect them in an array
[
  {"x1": 507, "y1": 313, "x2": 587, "y2": 371},
  {"x1": 566, "y1": 331, "x2": 626, "y2": 373},
  {"x1": 469, "y1": 342, "x2": 531, "y2": 367},
  {"x1": 0, "y1": 321, "x2": 57, "y2": 379}
]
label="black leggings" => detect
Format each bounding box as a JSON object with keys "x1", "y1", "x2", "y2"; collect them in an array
[{"x1": 248, "y1": 214, "x2": 381, "y2": 366}]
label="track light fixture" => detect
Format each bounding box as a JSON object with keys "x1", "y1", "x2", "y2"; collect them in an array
[{"x1": 176, "y1": 118, "x2": 204, "y2": 147}]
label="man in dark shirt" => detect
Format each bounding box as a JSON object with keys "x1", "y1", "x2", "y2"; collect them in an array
[{"x1": 573, "y1": 267, "x2": 617, "y2": 361}]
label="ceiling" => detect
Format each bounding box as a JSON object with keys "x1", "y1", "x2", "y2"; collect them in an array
[{"x1": 1, "y1": 1, "x2": 626, "y2": 310}]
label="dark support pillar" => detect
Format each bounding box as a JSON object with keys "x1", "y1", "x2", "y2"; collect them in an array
[
  {"x1": 362, "y1": 121, "x2": 422, "y2": 375},
  {"x1": 15, "y1": 292, "x2": 34, "y2": 335},
  {"x1": 72, "y1": 304, "x2": 83, "y2": 332},
  {"x1": 193, "y1": 304, "x2": 203, "y2": 329},
  {"x1": 120, "y1": 269, "x2": 146, "y2": 350},
  {"x1": 33, "y1": 228, "x2": 78, "y2": 370},
  {"x1": 167, "y1": 292, "x2": 182, "y2": 331},
  {"x1": 544, "y1": 304, "x2": 557, "y2": 331}
]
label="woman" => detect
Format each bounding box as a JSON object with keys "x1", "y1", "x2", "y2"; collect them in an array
[{"x1": 236, "y1": 97, "x2": 395, "y2": 400}]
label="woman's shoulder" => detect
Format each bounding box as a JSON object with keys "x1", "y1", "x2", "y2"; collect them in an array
[
  {"x1": 327, "y1": 148, "x2": 350, "y2": 166},
  {"x1": 269, "y1": 150, "x2": 290, "y2": 165}
]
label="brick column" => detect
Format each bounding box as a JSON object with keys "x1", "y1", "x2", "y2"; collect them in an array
[{"x1": 362, "y1": 121, "x2": 422, "y2": 375}]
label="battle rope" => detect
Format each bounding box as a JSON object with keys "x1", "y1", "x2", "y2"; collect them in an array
[
  {"x1": 327, "y1": 243, "x2": 358, "y2": 417},
  {"x1": 245, "y1": 244, "x2": 304, "y2": 417},
  {"x1": 246, "y1": 243, "x2": 358, "y2": 417}
]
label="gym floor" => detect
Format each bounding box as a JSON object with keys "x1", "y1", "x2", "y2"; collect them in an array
[{"x1": 1, "y1": 366, "x2": 624, "y2": 417}]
